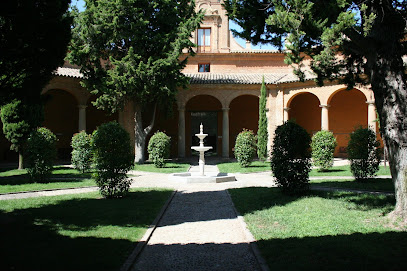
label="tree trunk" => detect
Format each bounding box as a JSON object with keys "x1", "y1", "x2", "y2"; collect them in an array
[
  {"x1": 134, "y1": 103, "x2": 156, "y2": 164},
  {"x1": 370, "y1": 56, "x2": 407, "y2": 220},
  {"x1": 18, "y1": 152, "x2": 24, "y2": 170}
]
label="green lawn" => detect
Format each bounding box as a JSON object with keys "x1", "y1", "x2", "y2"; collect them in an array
[
  {"x1": 217, "y1": 161, "x2": 271, "y2": 173},
  {"x1": 0, "y1": 188, "x2": 172, "y2": 270},
  {"x1": 133, "y1": 161, "x2": 190, "y2": 173},
  {"x1": 310, "y1": 165, "x2": 391, "y2": 176},
  {"x1": 0, "y1": 166, "x2": 95, "y2": 194},
  {"x1": 229, "y1": 187, "x2": 407, "y2": 270},
  {"x1": 311, "y1": 177, "x2": 394, "y2": 192}
]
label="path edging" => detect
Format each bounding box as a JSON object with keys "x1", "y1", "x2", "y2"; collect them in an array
[{"x1": 120, "y1": 190, "x2": 177, "y2": 271}]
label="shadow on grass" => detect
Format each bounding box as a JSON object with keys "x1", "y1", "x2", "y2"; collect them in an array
[
  {"x1": 0, "y1": 190, "x2": 171, "y2": 270},
  {"x1": 311, "y1": 178, "x2": 394, "y2": 192},
  {"x1": 315, "y1": 169, "x2": 346, "y2": 173},
  {"x1": 257, "y1": 231, "x2": 407, "y2": 271}
]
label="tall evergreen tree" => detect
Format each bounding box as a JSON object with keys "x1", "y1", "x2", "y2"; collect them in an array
[
  {"x1": 224, "y1": 0, "x2": 407, "y2": 220},
  {"x1": 0, "y1": 0, "x2": 72, "y2": 104},
  {"x1": 68, "y1": 0, "x2": 203, "y2": 163},
  {"x1": 257, "y1": 76, "x2": 268, "y2": 160}
]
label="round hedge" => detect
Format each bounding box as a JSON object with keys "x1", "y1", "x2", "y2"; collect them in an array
[
  {"x1": 311, "y1": 130, "x2": 337, "y2": 171},
  {"x1": 148, "y1": 131, "x2": 171, "y2": 168},
  {"x1": 71, "y1": 131, "x2": 93, "y2": 173},
  {"x1": 271, "y1": 121, "x2": 311, "y2": 194},
  {"x1": 92, "y1": 122, "x2": 133, "y2": 198},
  {"x1": 234, "y1": 129, "x2": 257, "y2": 167}
]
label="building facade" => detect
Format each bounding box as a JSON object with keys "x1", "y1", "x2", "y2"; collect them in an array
[{"x1": 0, "y1": 0, "x2": 379, "y2": 162}]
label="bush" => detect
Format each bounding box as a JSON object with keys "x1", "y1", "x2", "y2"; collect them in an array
[
  {"x1": 347, "y1": 127, "x2": 380, "y2": 180},
  {"x1": 92, "y1": 122, "x2": 134, "y2": 198},
  {"x1": 71, "y1": 131, "x2": 93, "y2": 173},
  {"x1": 234, "y1": 129, "x2": 257, "y2": 167},
  {"x1": 270, "y1": 121, "x2": 311, "y2": 194},
  {"x1": 147, "y1": 131, "x2": 171, "y2": 168},
  {"x1": 311, "y1": 130, "x2": 337, "y2": 171},
  {"x1": 25, "y1": 127, "x2": 57, "y2": 181}
]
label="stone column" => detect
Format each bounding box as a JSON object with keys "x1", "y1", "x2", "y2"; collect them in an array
[
  {"x1": 283, "y1": 107, "x2": 290, "y2": 122},
  {"x1": 222, "y1": 108, "x2": 230, "y2": 158},
  {"x1": 178, "y1": 107, "x2": 186, "y2": 158},
  {"x1": 320, "y1": 104, "x2": 330, "y2": 131},
  {"x1": 367, "y1": 101, "x2": 377, "y2": 133},
  {"x1": 78, "y1": 105, "x2": 87, "y2": 132}
]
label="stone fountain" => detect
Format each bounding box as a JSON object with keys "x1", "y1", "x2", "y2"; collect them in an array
[
  {"x1": 191, "y1": 123, "x2": 212, "y2": 176},
  {"x1": 168, "y1": 124, "x2": 235, "y2": 183}
]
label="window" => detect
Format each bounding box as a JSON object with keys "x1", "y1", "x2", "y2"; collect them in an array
[
  {"x1": 198, "y1": 63, "x2": 210, "y2": 72},
  {"x1": 197, "y1": 28, "x2": 211, "y2": 52}
]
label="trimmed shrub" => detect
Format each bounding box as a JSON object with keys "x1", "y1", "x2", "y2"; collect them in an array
[
  {"x1": 25, "y1": 127, "x2": 57, "y2": 181},
  {"x1": 234, "y1": 129, "x2": 257, "y2": 167},
  {"x1": 71, "y1": 131, "x2": 93, "y2": 173},
  {"x1": 147, "y1": 131, "x2": 171, "y2": 168},
  {"x1": 271, "y1": 121, "x2": 311, "y2": 194},
  {"x1": 347, "y1": 127, "x2": 380, "y2": 180},
  {"x1": 311, "y1": 130, "x2": 337, "y2": 171},
  {"x1": 92, "y1": 122, "x2": 134, "y2": 198}
]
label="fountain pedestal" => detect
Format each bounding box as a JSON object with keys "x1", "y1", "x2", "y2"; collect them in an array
[{"x1": 168, "y1": 124, "x2": 235, "y2": 184}]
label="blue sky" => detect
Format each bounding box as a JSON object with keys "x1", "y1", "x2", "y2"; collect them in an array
[{"x1": 71, "y1": 0, "x2": 275, "y2": 50}]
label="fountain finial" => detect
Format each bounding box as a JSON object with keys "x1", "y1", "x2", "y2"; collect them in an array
[{"x1": 200, "y1": 123, "x2": 203, "y2": 134}]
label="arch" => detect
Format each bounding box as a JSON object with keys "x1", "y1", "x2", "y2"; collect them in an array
[
  {"x1": 185, "y1": 95, "x2": 222, "y2": 156},
  {"x1": 286, "y1": 91, "x2": 322, "y2": 109},
  {"x1": 43, "y1": 89, "x2": 78, "y2": 160},
  {"x1": 287, "y1": 92, "x2": 321, "y2": 136},
  {"x1": 229, "y1": 95, "x2": 259, "y2": 155},
  {"x1": 329, "y1": 88, "x2": 368, "y2": 157}
]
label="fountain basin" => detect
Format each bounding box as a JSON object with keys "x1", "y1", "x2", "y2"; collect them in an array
[
  {"x1": 168, "y1": 172, "x2": 236, "y2": 183},
  {"x1": 191, "y1": 146, "x2": 213, "y2": 152}
]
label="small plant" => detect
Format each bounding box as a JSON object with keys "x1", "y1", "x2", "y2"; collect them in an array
[
  {"x1": 234, "y1": 129, "x2": 257, "y2": 167},
  {"x1": 25, "y1": 127, "x2": 57, "y2": 182},
  {"x1": 92, "y1": 122, "x2": 134, "y2": 198},
  {"x1": 147, "y1": 131, "x2": 171, "y2": 168},
  {"x1": 347, "y1": 127, "x2": 380, "y2": 180},
  {"x1": 270, "y1": 121, "x2": 311, "y2": 194},
  {"x1": 311, "y1": 130, "x2": 337, "y2": 171},
  {"x1": 71, "y1": 131, "x2": 93, "y2": 173}
]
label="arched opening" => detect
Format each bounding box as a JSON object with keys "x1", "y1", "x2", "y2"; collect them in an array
[
  {"x1": 43, "y1": 89, "x2": 78, "y2": 160},
  {"x1": 86, "y1": 97, "x2": 118, "y2": 134},
  {"x1": 186, "y1": 95, "x2": 222, "y2": 156},
  {"x1": 329, "y1": 88, "x2": 368, "y2": 157},
  {"x1": 288, "y1": 92, "x2": 321, "y2": 136},
  {"x1": 229, "y1": 95, "x2": 259, "y2": 156}
]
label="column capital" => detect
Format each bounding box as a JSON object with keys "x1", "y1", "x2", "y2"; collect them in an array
[
  {"x1": 222, "y1": 107, "x2": 230, "y2": 111},
  {"x1": 78, "y1": 105, "x2": 87, "y2": 110},
  {"x1": 366, "y1": 100, "x2": 375, "y2": 105},
  {"x1": 283, "y1": 107, "x2": 290, "y2": 111},
  {"x1": 178, "y1": 106, "x2": 185, "y2": 111},
  {"x1": 319, "y1": 104, "x2": 330, "y2": 108}
]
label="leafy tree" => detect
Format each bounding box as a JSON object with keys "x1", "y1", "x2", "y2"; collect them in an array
[
  {"x1": 68, "y1": 0, "x2": 203, "y2": 163},
  {"x1": 257, "y1": 76, "x2": 268, "y2": 160},
  {"x1": 0, "y1": 0, "x2": 72, "y2": 105},
  {"x1": 0, "y1": 100, "x2": 43, "y2": 169},
  {"x1": 224, "y1": 0, "x2": 407, "y2": 219}
]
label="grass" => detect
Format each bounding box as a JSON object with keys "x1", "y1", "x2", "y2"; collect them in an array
[
  {"x1": 310, "y1": 165, "x2": 391, "y2": 176},
  {"x1": 311, "y1": 177, "x2": 394, "y2": 192},
  {"x1": 0, "y1": 166, "x2": 95, "y2": 194},
  {"x1": 133, "y1": 161, "x2": 190, "y2": 173},
  {"x1": 217, "y1": 161, "x2": 271, "y2": 173},
  {"x1": 229, "y1": 187, "x2": 407, "y2": 270},
  {"x1": 0, "y1": 188, "x2": 172, "y2": 271}
]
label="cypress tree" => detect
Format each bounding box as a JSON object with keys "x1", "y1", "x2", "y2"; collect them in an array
[{"x1": 257, "y1": 76, "x2": 268, "y2": 160}]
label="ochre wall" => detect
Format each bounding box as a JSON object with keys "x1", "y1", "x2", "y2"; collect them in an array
[
  {"x1": 43, "y1": 89, "x2": 79, "y2": 160},
  {"x1": 329, "y1": 89, "x2": 368, "y2": 157},
  {"x1": 288, "y1": 92, "x2": 321, "y2": 136},
  {"x1": 229, "y1": 95, "x2": 259, "y2": 155}
]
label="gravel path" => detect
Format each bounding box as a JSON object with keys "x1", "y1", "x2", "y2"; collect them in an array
[{"x1": 130, "y1": 186, "x2": 262, "y2": 271}]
